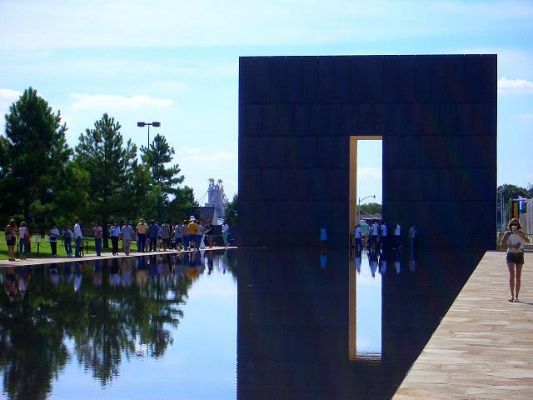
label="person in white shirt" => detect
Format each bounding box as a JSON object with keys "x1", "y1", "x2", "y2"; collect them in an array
[
  {"x1": 50, "y1": 225, "x2": 60, "y2": 256},
  {"x1": 369, "y1": 222, "x2": 379, "y2": 252},
  {"x1": 222, "y1": 223, "x2": 230, "y2": 246},
  {"x1": 354, "y1": 224, "x2": 362, "y2": 252},
  {"x1": 74, "y1": 219, "x2": 83, "y2": 257},
  {"x1": 18, "y1": 221, "x2": 30, "y2": 260},
  {"x1": 500, "y1": 218, "x2": 530, "y2": 302}
]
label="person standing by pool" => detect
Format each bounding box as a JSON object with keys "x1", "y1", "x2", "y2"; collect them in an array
[
  {"x1": 93, "y1": 222, "x2": 103, "y2": 256},
  {"x1": 187, "y1": 216, "x2": 199, "y2": 250},
  {"x1": 354, "y1": 224, "x2": 362, "y2": 252},
  {"x1": 18, "y1": 221, "x2": 30, "y2": 260},
  {"x1": 50, "y1": 224, "x2": 60, "y2": 256},
  {"x1": 500, "y1": 218, "x2": 530, "y2": 302},
  {"x1": 136, "y1": 218, "x2": 148, "y2": 252},
  {"x1": 162, "y1": 221, "x2": 171, "y2": 250},
  {"x1": 148, "y1": 220, "x2": 159, "y2": 252},
  {"x1": 5, "y1": 219, "x2": 18, "y2": 261},
  {"x1": 109, "y1": 220, "x2": 121, "y2": 255},
  {"x1": 173, "y1": 222, "x2": 183, "y2": 250},
  {"x1": 121, "y1": 220, "x2": 134, "y2": 255},
  {"x1": 221, "y1": 222, "x2": 230, "y2": 246},
  {"x1": 74, "y1": 219, "x2": 83, "y2": 257},
  {"x1": 63, "y1": 226, "x2": 73, "y2": 256}
]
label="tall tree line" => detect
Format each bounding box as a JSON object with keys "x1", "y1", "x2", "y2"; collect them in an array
[{"x1": 0, "y1": 88, "x2": 197, "y2": 232}]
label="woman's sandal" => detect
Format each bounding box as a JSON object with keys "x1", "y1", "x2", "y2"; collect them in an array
[
  {"x1": 514, "y1": 298, "x2": 520, "y2": 303},
  {"x1": 508, "y1": 297, "x2": 515, "y2": 302}
]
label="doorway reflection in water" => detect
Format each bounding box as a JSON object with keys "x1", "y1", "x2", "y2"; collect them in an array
[{"x1": 1, "y1": 248, "x2": 483, "y2": 400}]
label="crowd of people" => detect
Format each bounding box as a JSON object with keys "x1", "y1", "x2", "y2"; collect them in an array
[
  {"x1": 4, "y1": 216, "x2": 232, "y2": 261},
  {"x1": 351, "y1": 221, "x2": 417, "y2": 253}
]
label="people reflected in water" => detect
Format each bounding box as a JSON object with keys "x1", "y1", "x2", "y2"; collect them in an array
[
  {"x1": 0, "y1": 249, "x2": 237, "y2": 400},
  {"x1": 74, "y1": 262, "x2": 83, "y2": 292},
  {"x1": 3, "y1": 266, "x2": 17, "y2": 301},
  {"x1": 17, "y1": 266, "x2": 31, "y2": 297},
  {"x1": 393, "y1": 251, "x2": 401, "y2": 275},
  {"x1": 368, "y1": 249, "x2": 379, "y2": 278},
  {"x1": 379, "y1": 250, "x2": 388, "y2": 275}
]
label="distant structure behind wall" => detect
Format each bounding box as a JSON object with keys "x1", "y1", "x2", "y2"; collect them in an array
[{"x1": 205, "y1": 178, "x2": 229, "y2": 223}]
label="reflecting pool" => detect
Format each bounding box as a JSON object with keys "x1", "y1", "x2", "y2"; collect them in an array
[{"x1": 1, "y1": 248, "x2": 483, "y2": 399}]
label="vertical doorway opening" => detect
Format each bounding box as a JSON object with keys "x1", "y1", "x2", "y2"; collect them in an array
[{"x1": 349, "y1": 136, "x2": 383, "y2": 360}]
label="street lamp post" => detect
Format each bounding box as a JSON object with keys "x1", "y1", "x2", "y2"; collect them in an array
[
  {"x1": 357, "y1": 194, "x2": 376, "y2": 224},
  {"x1": 137, "y1": 121, "x2": 161, "y2": 148}
]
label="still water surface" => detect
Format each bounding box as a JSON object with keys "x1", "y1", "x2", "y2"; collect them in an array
[{"x1": 1, "y1": 248, "x2": 483, "y2": 399}]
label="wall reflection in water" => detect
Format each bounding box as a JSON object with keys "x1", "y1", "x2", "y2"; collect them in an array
[
  {"x1": 236, "y1": 248, "x2": 484, "y2": 400},
  {"x1": 0, "y1": 250, "x2": 237, "y2": 400}
]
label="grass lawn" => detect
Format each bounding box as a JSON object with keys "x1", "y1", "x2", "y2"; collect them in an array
[{"x1": 0, "y1": 237, "x2": 138, "y2": 260}]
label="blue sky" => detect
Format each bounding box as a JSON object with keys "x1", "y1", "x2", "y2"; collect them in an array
[{"x1": 1, "y1": 0, "x2": 532, "y2": 202}]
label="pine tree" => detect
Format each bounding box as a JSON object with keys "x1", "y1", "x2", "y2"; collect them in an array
[
  {"x1": 0, "y1": 87, "x2": 74, "y2": 227},
  {"x1": 75, "y1": 114, "x2": 137, "y2": 228},
  {"x1": 140, "y1": 134, "x2": 184, "y2": 221}
]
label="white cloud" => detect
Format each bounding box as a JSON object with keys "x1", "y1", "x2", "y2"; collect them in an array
[
  {"x1": 177, "y1": 146, "x2": 236, "y2": 163},
  {"x1": 0, "y1": 89, "x2": 22, "y2": 124},
  {"x1": 0, "y1": 88, "x2": 21, "y2": 102},
  {"x1": 69, "y1": 93, "x2": 174, "y2": 111},
  {"x1": 3, "y1": 1, "x2": 533, "y2": 50},
  {"x1": 358, "y1": 167, "x2": 382, "y2": 182},
  {"x1": 498, "y1": 77, "x2": 533, "y2": 95}
]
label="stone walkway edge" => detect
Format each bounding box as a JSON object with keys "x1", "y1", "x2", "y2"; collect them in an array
[{"x1": 393, "y1": 251, "x2": 533, "y2": 400}]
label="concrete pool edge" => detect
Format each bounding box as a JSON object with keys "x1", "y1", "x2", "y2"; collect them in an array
[{"x1": 0, "y1": 246, "x2": 237, "y2": 267}]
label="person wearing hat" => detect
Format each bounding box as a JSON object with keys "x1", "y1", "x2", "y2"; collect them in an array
[
  {"x1": 136, "y1": 218, "x2": 148, "y2": 252},
  {"x1": 187, "y1": 216, "x2": 198, "y2": 250}
]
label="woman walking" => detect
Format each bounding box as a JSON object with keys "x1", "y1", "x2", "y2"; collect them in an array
[
  {"x1": 500, "y1": 218, "x2": 530, "y2": 302},
  {"x1": 4, "y1": 219, "x2": 18, "y2": 261}
]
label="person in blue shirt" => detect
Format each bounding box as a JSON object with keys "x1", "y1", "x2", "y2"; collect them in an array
[
  {"x1": 148, "y1": 220, "x2": 159, "y2": 252},
  {"x1": 109, "y1": 220, "x2": 121, "y2": 255}
]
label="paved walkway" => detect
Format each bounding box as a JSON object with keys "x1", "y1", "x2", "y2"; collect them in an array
[
  {"x1": 394, "y1": 251, "x2": 533, "y2": 400},
  {"x1": 0, "y1": 246, "x2": 236, "y2": 267}
]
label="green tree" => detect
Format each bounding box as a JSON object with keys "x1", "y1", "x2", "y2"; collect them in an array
[
  {"x1": 75, "y1": 114, "x2": 137, "y2": 228},
  {"x1": 497, "y1": 184, "x2": 530, "y2": 229},
  {"x1": 224, "y1": 194, "x2": 238, "y2": 227},
  {"x1": 140, "y1": 134, "x2": 184, "y2": 221},
  {"x1": 0, "y1": 87, "x2": 73, "y2": 228},
  {"x1": 360, "y1": 202, "x2": 382, "y2": 216},
  {"x1": 167, "y1": 186, "x2": 198, "y2": 223}
]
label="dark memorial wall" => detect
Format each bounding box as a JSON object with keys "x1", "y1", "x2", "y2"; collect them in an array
[{"x1": 238, "y1": 55, "x2": 497, "y2": 249}]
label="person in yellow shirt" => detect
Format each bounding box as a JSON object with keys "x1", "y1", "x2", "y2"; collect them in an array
[{"x1": 187, "y1": 216, "x2": 200, "y2": 250}]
